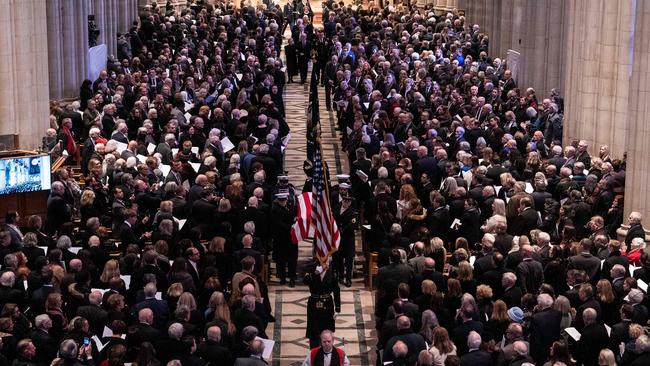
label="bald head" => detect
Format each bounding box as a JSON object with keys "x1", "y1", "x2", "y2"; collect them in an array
[
  {"x1": 70, "y1": 259, "x2": 83, "y2": 272},
  {"x1": 89, "y1": 291, "x2": 103, "y2": 305},
  {"x1": 207, "y1": 326, "x2": 222, "y2": 342}
]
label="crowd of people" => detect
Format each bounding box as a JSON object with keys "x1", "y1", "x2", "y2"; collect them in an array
[{"x1": 0, "y1": 0, "x2": 644, "y2": 366}]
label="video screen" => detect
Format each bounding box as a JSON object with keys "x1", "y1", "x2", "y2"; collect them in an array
[{"x1": 0, "y1": 155, "x2": 51, "y2": 195}]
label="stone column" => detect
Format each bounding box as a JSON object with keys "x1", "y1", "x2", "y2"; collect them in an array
[
  {"x1": 621, "y1": 0, "x2": 650, "y2": 238},
  {"x1": 0, "y1": 0, "x2": 50, "y2": 149},
  {"x1": 92, "y1": 0, "x2": 138, "y2": 59},
  {"x1": 562, "y1": 0, "x2": 634, "y2": 158},
  {"x1": 47, "y1": 0, "x2": 90, "y2": 100}
]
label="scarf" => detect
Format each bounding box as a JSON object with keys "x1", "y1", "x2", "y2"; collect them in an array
[{"x1": 64, "y1": 128, "x2": 75, "y2": 153}]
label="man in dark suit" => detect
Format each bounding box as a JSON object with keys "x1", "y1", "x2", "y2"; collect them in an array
[
  {"x1": 529, "y1": 294, "x2": 562, "y2": 364},
  {"x1": 567, "y1": 239, "x2": 602, "y2": 284},
  {"x1": 31, "y1": 314, "x2": 58, "y2": 363},
  {"x1": 460, "y1": 331, "x2": 492, "y2": 366},
  {"x1": 233, "y1": 295, "x2": 267, "y2": 341},
  {"x1": 118, "y1": 209, "x2": 151, "y2": 249},
  {"x1": 510, "y1": 198, "x2": 539, "y2": 237},
  {"x1": 76, "y1": 291, "x2": 108, "y2": 336},
  {"x1": 502, "y1": 272, "x2": 523, "y2": 308},
  {"x1": 427, "y1": 194, "x2": 450, "y2": 243},
  {"x1": 576, "y1": 308, "x2": 609, "y2": 366},
  {"x1": 609, "y1": 304, "x2": 633, "y2": 359},
  {"x1": 30, "y1": 271, "x2": 55, "y2": 316},
  {"x1": 296, "y1": 33, "x2": 311, "y2": 84},
  {"x1": 377, "y1": 300, "x2": 415, "y2": 352},
  {"x1": 130, "y1": 250, "x2": 169, "y2": 296},
  {"x1": 127, "y1": 308, "x2": 160, "y2": 349},
  {"x1": 625, "y1": 211, "x2": 646, "y2": 246},
  {"x1": 46, "y1": 181, "x2": 71, "y2": 235},
  {"x1": 233, "y1": 338, "x2": 267, "y2": 366},
  {"x1": 155, "y1": 323, "x2": 190, "y2": 365},
  {"x1": 382, "y1": 316, "x2": 427, "y2": 365},
  {"x1": 516, "y1": 245, "x2": 544, "y2": 294},
  {"x1": 411, "y1": 258, "x2": 446, "y2": 298},
  {"x1": 453, "y1": 305, "x2": 484, "y2": 355},
  {"x1": 197, "y1": 326, "x2": 234, "y2": 366},
  {"x1": 0, "y1": 271, "x2": 25, "y2": 310},
  {"x1": 132, "y1": 283, "x2": 170, "y2": 331}
]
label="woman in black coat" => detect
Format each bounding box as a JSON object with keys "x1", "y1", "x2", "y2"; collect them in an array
[{"x1": 284, "y1": 38, "x2": 298, "y2": 83}]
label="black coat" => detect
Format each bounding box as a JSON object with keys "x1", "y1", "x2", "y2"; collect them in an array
[
  {"x1": 626, "y1": 223, "x2": 646, "y2": 246},
  {"x1": 577, "y1": 323, "x2": 609, "y2": 366},
  {"x1": 196, "y1": 340, "x2": 234, "y2": 366},
  {"x1": 284, "y1": 44, "x2": 298, "y2": 76},
  {"x1": 460, "y1": 349, "x2": 492, "y2": 366},
  {"x1": 46, "y1": 194, "x2": 71, "y2": 235},
  {"x1": 452, "y1": 320, "x2": 484, "y2": 355},
  {"x1": 529, "y1": 308, "x2": 562, "y2": 363}
]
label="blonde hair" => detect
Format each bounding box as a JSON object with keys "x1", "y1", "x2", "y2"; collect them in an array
[
  {"x1": 167, "y1": 283, "x2": 184, "y2": 297},
  {"x1": 598, "y1": 349, "x2": 616, "y2": 366},
  {"x1": 80, "y1": 190, "x2": 96, "y2": 206},
  {"x1": 100, "y1": 259, "x2": 121, "y2": 283},
  {"x1": 553, "y1": 295, "x2": 571, "y2": 314},
  {"x1": 457, "y1": 261, "x2": 473, "y2": 281},
  {"x1": 178, "y1": 292, "x2": 197, "y2": 311},
  {"x1": 476, "y1": 284, "x2": 493, "y2": 300},
  {"x1": 210, "y1": 291, "x2": 236, "y2": 335},
  {"x1": 421, "y1": 280, "x2": 437, "y2": 296},
  {"x1": 160, "y1": 200, "x2": 173, "y2": 213}
]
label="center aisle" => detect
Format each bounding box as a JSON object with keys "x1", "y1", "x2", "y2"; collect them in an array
[{"x1": 265, "y1": 66, "x2": 377, "y2": 365}]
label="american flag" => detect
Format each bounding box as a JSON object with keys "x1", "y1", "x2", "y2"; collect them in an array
[
  {"x1": 311, "y1": 141, "x2": 340, "y2": 262},
  {"x1": 290, "y1": 192, "x2": 314, "y2": 244}
]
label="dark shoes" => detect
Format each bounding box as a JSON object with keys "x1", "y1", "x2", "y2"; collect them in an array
[
  {"x1": 344, "y1": 279, "x2": 352, "y2": 288},
  {"x1": 289, "y1": 279, "x2": 295, "y2": 288}
]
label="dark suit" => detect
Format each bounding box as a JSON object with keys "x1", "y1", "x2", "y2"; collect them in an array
[
  {"x1": 233, "y1": 356, "x2": 268, "y2": 366},
  {"x1": 0, "y1": 285, "x2": 25, "y2": 311},
  {"x1": 76, "y1": 304, "x2": 108, "y2": 336},
  {"x1": 46, "y1": 194, "x2": 71, "y2": 235},
  {"x1": 516, "y1": 258, "x2": 544, "y2": 294},
  {"x1": 127, "y1": 322, "x2": 159, "y2": 348},
  {"x1": 510, "y1": 207, "x2": 539, "y2": 236},
  {"x1": 452, "y1": 320, "x2": 484, "y2": 355},
  {"x1": 460, "y1": 349, "x2": 492, "y2": 366},
  {"x1": 529, "y1": 308, "x2": 562, "y2": 363},
  {"x1": 625, "y1": 223, "x2": 646, "y2": 246},
  {"x1": 576, "y1": 323, "x2": 609, "y2": 366},
  {"x1": 132, "y1": 297, "x2": 170, "y2": 331},
  {"x1": 296, "y1": 40, "x2": 311, "y2": 83},
  {"x1": 568, "y1": 252, "x2": 601, "y2": 284},
  {"x1": 30, "y1": 329, "x2": 57, "y2": 363},
  {"x1": 503, "y1": 286, "x2": 523, "y2": 308},
  {"x1": 197, "y1": 340, "x2": 234, "y2": 366}
]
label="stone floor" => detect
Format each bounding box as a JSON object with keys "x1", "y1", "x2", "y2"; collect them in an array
[{"x1": 264, "y1": 65, "x2": 377, "y2": 365}]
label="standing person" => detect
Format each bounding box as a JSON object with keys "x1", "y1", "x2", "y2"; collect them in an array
[
  {"x1": 285, "y1": 38, "x2": 298, "y2": 84},
  {"x1": 304, "y1": 259, "x2": 341, "y2": 348},
  {"x1": 272, "y1": 193, "x2": 297, "y2": 287},
  {"x1": 296, "y1": 33, "x2": 311, "y2": 84},
  {"x1": 302, "y1": 330, "x2": 350, "y2": 366},
  {"x1": 332, "y1": 195, "x2": 358, "y2": 287}
]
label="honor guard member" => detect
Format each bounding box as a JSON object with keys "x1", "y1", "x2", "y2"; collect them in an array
[
  {"x1": 274, "y1": 175, "x2": 298, "y2": 209},
  {"x1": 332, "y1": 194, "x2": 358, "y2": 287},
  {"x1": 304, "y1": 259, "x2": 341, "y2": 348},
  {"x1": 330, "y1": 174, "x2": 353, "y2": 208},
  {"x1": 271, "y1": 192, "x2": 298, "y2": 287},
  {"x1": 302, "y1": 160, "x2": 314, "y2": 193}
]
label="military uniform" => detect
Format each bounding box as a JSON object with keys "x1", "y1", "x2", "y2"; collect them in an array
[
  {"x1": 332, "y1": 196, "x2": 358, "y2": 286},
  {"x1": 304, "y1": 264, "x2": 341, "y2": 348},
  {"x1": 271, "y1": 193, "x2": 297, "y2": 286}
]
